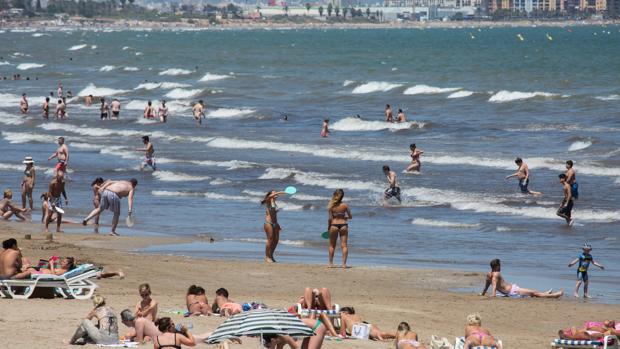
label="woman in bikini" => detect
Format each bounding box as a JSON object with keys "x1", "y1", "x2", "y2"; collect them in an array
[
  {"x1": 327, "y1": 189, "x2": 352, "y2": 269},
  {"x1": 69, "y1": 295, "x2": 119, "y2": 345},
  {"x1": 21, "y1": 156, "x2": 36, "y2": 210},
  {"x1": 339, "y1": 307, "x2": 395, "y2": 340},
  {"x1": 559, "y1": 320, "x2": 618, "y2": 340},
  {"x1": 262, "y1": 190, "x2": 286, "y2": 263},
  {"x1": 135, "y1": 283, "x2": 158, "y2": 322},
  {"x1": 320, "y1": 118, "x2": 329, "y2": 138},
  {"x1": 186, "y1": 285, "x2": 211, "y2": 316},
  {"x1": 153, "y1": 317, "x2": 195, "y2": 349},
  {"x1": 394, "y1": 322, "x2": 426, "y2": 349},
  {"x1": 464, "y1": 314, "x2": 501, "y2": 349},
  {"x1": 33, "y1": 256, "x2": 75, "y2": 275},
  {"x1": 405, "y1": 144, "x2": 424, "y2": 173}
]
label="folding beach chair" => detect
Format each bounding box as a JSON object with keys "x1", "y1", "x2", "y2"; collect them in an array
[
  {"x1": 550, "y1": 335, "x2": 619, "y2": 349},
  {"x1": 455, "y1": 336, "x2": 503, "y2": 349},
  {"x1": 296, "y1": 303, "x2": 341, "y2": 328},
  {"x1": 0, "y1": 264, "x2": 100, "y2": 300}
]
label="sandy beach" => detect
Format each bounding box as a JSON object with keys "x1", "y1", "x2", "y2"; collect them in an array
[{"x1": 1, "y1": 221, "x2": 619, "y2": 349}]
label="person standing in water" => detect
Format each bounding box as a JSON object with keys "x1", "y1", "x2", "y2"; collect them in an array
[
  {"x1": 383, "y1": 165, "x2": 401, "y2": 203},
  {"x1": 143, "y1": 100, "x2": 155, "y2": 119},
  {"x1": 20, "y1": 93, "x2": 28, "y2": 114},
  {"x1": 55, "y1": 99, "x2": 67, "y2": 118},
  {"x1": 57, "y1": 82, "x2": 63, "y2": 98},
  {"x1": 397, "y1": 109, "x2": 406, "y2": 123},
  {"x1": 42, "y1": 97, "x2": 50, "y2": 119},
  {"x1": 82, "y1": 179, "x2": 138, "y2": 236},
  {"x1": 192, "y1": 100, "x2": 205, "y2": 126},
  {"x1": 320, "y1": 118, "x2": 330, "y2": 138},
  {"x1": 505, "y1": 157, "x2": 541, "y2": 195},
  {"x1": 565, "y1": 160, "x2": 578, "y2": 201},
  {"x1": 138, "y1": 136, "x2": 156, "y2": 171},
  {"x1": 556, "y1": 174, "x2": 574, "y2": 226},
  {"x1": 327, "y1": 189, "x2": 352, "y2": 269},
  {"x1": 405, "y1": 143, "x2": 424, "y2": 173},
  {"x1": 385, "y1": 104, "x2": 393, "y2": 122},
  {"x1": 85, "y1": 94, "x2": 93, "y2": 106},
  {"x1": 48, "y1": 136, "x2": 69, "y2": 173},
  {"x1": 45, "y1": 170, "x2": 68, "y2": 234},
  {"x1": 100, "y1": 98, "x2": 109, "y2": 120},
  {"x1": 261, "y1": 190, "x2": 287, "y2": 263},
  {"x1": 111, "y1": 99, "x2": 121, "y2": 119},
  {"x1": 158, "y1": 100, "x2": 168, "y2": 123},
  {"x1": 21, "y1": 156, "x2": 36, "y2": 211}
]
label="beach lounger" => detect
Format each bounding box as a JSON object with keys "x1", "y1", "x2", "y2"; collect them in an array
[
  {"x1": 455, "y1": 336, "x2": 503, "y2": 349},
  {"x1": 0, "y1": 264, "x2": 100, "y2": 300},
  {"x1": 550, "y1": 335, "x2": 618, "y2": 349},
  {"x1": 296, "y1": 303, "x2": 341, "y2": 328}
]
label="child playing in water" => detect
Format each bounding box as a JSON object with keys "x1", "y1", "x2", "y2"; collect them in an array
[
  {"x1": 568, "y1": 243, "x2": 604, "y2": 298},
  {"x1": 321, "y1": 118, "x2": 329, "y2": 138},
  {"x1": 135, "y1": 283, "x2": 158, "y2": 321}
]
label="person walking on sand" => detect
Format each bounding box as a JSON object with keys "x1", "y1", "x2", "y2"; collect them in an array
[
  {"x1": 42, "y1": 97, "x2": 50, "y2": 119},
  {"x1": 405, "y1": 143, "x2": 423, "y2": 173},
  {"x1": 158, "y1": 100, "x2": 168, "y2": 123},
  {"x1": 557, "y1": 174, "x2": 574, "y2": 226},
  {"x1": 100, "y1": 98, "x2": 109, "y2": 120},
  {"x1": 48, "y1": 136, "x2": 69, "y2": 173},
  {"x1": 568, "y1": 243, "x2": 604, "y2": 299},
  {"x1": 192, "y1": 100, "x2": 205, "y2": 126},
  {"x1": 45, "y1": 170, "x2": 68, "y2": 234},
  {"x1": 397, "y1": 108, "x2": 406, "y2": 123},
  {"x1": 261, "y1": 189, "x2": 287, "y2": 263},
  {"x1": 327, "y1": 189, "x2": 352, "y2": 269},
  {"x1": 20, "y1": 93, "x2": 28, "y2": 114},
  {"x1": 480, "y1": 258, "x2": 563, "y2": 298},
  {"x1": 82, "y1": 179, "x2": 138, "y2": 236},
  {"x1": 505, "y1": 157, "x2": 541, "y2": 195},
  {"x1": 383, "y1": 165, "x2": 401, "y2": 203},
  {"x1": 138, "y1": 136, "x2": 156, "y2": 171},
  {"x1": 111, "y1": 98, "x2": 121, "y2": 119},
  {"x1": 143, "y1": 100, "x2": 155, "y2": 119},
  {"x1": 385, "y1": 104, "x2": 393, "y2": 122},
  {"x1": 21, "y1": 156, "x2": 36, "y2": 210},
  {"x1": 320, "y1": 118, "x2": 330, "y2": 138}
]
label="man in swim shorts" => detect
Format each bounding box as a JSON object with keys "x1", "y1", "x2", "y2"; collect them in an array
[
  {"x1": 480, "y1": 258, "x2": 563, "y2": 298},
  {"x1": 383, "y1": 165, "x2": 401, "y2": 203},
  {"x1": 100, "y1": 98, "x2": 109, "y2": 120},
  {"x1": 42, "y1": 97, "x2": 50, "y2": 119},
  {"x1": 55, "y1": 99, "x2": 67, "y2": 118},
  {"x1": 20, "y1": 93, "x2": 28, "y2": 114},
  {"x1": 505, "y1": 157, "x2": 541, "y2": 195},
  {"x1": 385, "y1": 104, "x2": 393, "y2": 122},
  {"x1": 111, "y1": 99, "x2": 121, "y2": 119},
  {"x1": 556, "y1": 174, "x2": 574, "y2": 226},
  {"x1": 82, "y1": 179, "x2": 138, "y2": 236},
  {"x1": 192, "y1": 100, "x2": 205, "y2": 126},
  {"x1": 48, "y1": 136, "x2": 69, "y2": 173},
  {"x1": 565, "y1": 160, "x2": 578, "y2": 200},
  {"x1": 138, "y1": 136, "x2": 156, "y2": 171},
  {"x1": 45, "y1": 170, "x2": 68, "y2": 234}
]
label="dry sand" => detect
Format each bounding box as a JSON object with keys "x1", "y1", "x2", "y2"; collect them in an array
[{"x1": 1, "y1": 221, "x2": 618, "y2": 349}]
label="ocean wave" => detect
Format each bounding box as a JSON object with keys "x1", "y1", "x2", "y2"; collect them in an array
[
  {"x1": 151, "y1": 190, "x2": 202, "y2": 197},
  {"x1": 594, "y1": 94, "x2": 620, "y2": 101},
  {"x1": 38, "y1": 123, "x2": 169, "y2": 140},
  {"x1": 331, "y1": 117, "x2": 424, "y2": 131},
  {"x1": 2, "y1": 131, "x2": 55, "y2": 144},
  {"x1": 133, "y1": 82, "x2": 159, "y2": 90},
  {"x1": 0, "y1": 61, "x2": 11, "y2": 65},
  {"x1": 0, "y1": 112, "x2": 25, "y2": 125},
  {"x1": 342, "y1": 80, "x2": 355, "y2": 87},
  {"x1": 206, "y1": 108, "x2": 255, "y2": 118},
  {"x1": 447, "y1": 90, "x2": 475, "y2": 99},
  {"x1": 71, "y1": 142, "x2": 101, "y2": 150},
  {"x1": 0, "y1": 163, "x2": 25, "y2": 171},
  {"x1": 165, "y1": 88, "x2": 202, "y2": 99},
  {"x1": 411, "y1": 218, "x2": 480, "y2": 228},
  {"x1": 159, "y1": 68, "x2": 192, "y2": 76},
  {"x1": 16, "y1": 63, "x2": 45, "y2": 70},
  {"x1": 223, "y1": 238, "x2": 306, "y2": 247},
  {"x1": 31, "y1": 33, "x2": 50, "y2": 37},
  {"x1": 351, "y1": 81, "x2": 402, "y2": 94},
  {"x1": 488, "y1": 90, "x2": 559, "y2": 103},
  {"x1": 403, "y1": 84, "x2": 461, "y2": 95},
  {"x1": 260, "y1": 167, "x2": 382, "y2": 192},
  {"x1": 160, "y1": 82, "x2": 191, "y2": 89},
  {"x1": 91, "y1": 45, "x2": 97, "y2": 50},
  {"x1": 78, "y1": 83, "x2": 129, "y2": 97},
  {"x1": 68, "y1": 44, "x2": 87, "y2": 51},
  {"x1": 199, "y1": 73, "x2": 230, "y2": 82},
  {"x1": 210, "y1": 178, "x2": 231, "y2": 185},
  {"x1": 568, "y1": 141, "x2": 592, "y2": 152},
  {"x1": 99, "y1": 65, "x2": 116, "y2": 72},
  {"x1": 122, "y1": 46, "x2": 132, "y2": 50},
  {"x1": 152, "y1": 171, "x2": 210, "y2": 182},
  {"x1": 123, "y1": 66, "x2": 139, "y2": 71}
]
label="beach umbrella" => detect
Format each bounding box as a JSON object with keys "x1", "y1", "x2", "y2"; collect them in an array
[{"x1": 206, "y1": 309, "x2": 315, "y2": 344}]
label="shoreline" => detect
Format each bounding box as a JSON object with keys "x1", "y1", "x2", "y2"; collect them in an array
[{"x1": 2, "y1": 220, "x2": 620, "y2": 349}]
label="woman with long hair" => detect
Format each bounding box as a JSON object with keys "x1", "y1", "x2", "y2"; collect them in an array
[
  {"x1": 69, "y1": 295, "x2": 119, "y2": 345},
  {"x1": 21, "y1": 156, "x2": 36, "y2": 210},
  {"x1": 327, "y1": 189, "x2": 352, "y2": 268},
  {"x1": 394, "y1": 322, "x2": 425, "y2": 349},
  {"x1": 153, "y1": 317, "x2": 196, "y2": 349},
  {"x1": 464, "y1": 314, "x2": 501, "y2": 349},
  {"x1": 261, "y1": 190, "x2": 287, "y2": 263},
  {"x1": 405, "y1": 144, "x2": 424, "y2": 173}
]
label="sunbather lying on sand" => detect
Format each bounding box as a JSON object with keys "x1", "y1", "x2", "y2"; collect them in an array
[
  {"x1": 212, "y1": 287, "x2": 242, "y2": 317},
  {"x1": 464, "y1": 314, "x2": 502, "y2": 349},
  {"x1": 559, "y1": 320, "x2": 618, "y2": 340},
  {"x1": 394, "y1": 322, "x2": 426, "y2": 349},
  {"x1": 481, "y1": 259, "x2": 563, "y2": 298},
  {"x1": 262, "y1": 318, "x2": 326, "y2": 349},
  {"x1": 339, "y1": 307, "x2": 395, "y2": 340},
  {"x1": 291, "y1": 287, "x2": 338, "y2": 337},
  {"x1": 187, "y1": 284, "x2": 212, "y2": 316}
]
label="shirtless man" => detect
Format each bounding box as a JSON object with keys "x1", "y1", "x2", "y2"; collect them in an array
[
  {"x1": 158, "y1": 100, "x2": 168, "y2": 123},
  {"x1": 111, "y1": 99, "x2": 121, "y2": 119},
  {"x1": 505, "y1": 157, "x2": 541, "y2": 195},
  {"x1": 42, "y1": 97, "x2": 50, "y2": 119},
  {"x1": 48, "y1": 136, "x2": 69, "y2": 173},
  {"x1": 382, "y1": 165, "x2": 401, "y2": 203},
  {"x1": 557, "y1": 174, "x2": 574, "y2": 226},
  {"x1": 20, "y1": 93, "x2": 28, "y2": 114},
  {"x1": 565, "y1": 160, "x2": 578, "y2": 200},
  {"x1": 339, "y1": 307, "x2": 396, "y2": 340},
  {"x1": 55, "y1": 99, "x2": 67, "y2": 119},
  {"x1": 45, "y1": 170, "x2": 68, "y2": 233},
  {"x1": 0, "y1": 189, "x2": 27, "y2": 221},
  {"x1": 385, "y1": 104, "x2": 393, "y2": 122},
  {"x1": 0, "y1": 238, "x2": 31, "y2": 279},
  {"x1": 82, "y1": 179, "x2": 138, "y2": 236},
  {"x1": 192, "y1": 100, "x2": 205, "y2": 126},
  {"x1": 138, "y1": 136, "x2": 156, "y2": 171},
  {"x1": 100, "y1": 98, "x2": 109, "y2": 120},
  {"x1": 397, "y1": 108, "x2": 406, "y2": 123},
  {"x1": 85, "y1": 94, "x2": 93, "y2": 106},
  {"x1": 480, "y1": 258, "x2": 563, "y2": 298},
  {"x1": 143, "y1": 100, "x2": 155, "y2": 119}
]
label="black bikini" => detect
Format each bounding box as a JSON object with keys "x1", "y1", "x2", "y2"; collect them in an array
[{"x1": 156, "y1": 334, "x2": 181, "y2": 349}]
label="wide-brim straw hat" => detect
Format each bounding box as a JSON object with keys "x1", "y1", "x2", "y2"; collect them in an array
[{"x1": 22, "y1": 156, "x2": 34, "y2": 164}]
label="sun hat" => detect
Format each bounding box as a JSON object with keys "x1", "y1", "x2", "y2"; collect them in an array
[{"x1": 22, "y1": 156, "x2": 34, "y2": 164}]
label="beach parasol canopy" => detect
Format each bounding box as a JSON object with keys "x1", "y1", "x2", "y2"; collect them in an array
[{"x1": 206, "y1": 309, "x2": 315, "y2": 344}]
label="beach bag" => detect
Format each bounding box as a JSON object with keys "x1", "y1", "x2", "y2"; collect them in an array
[
  {"x1": 430, "y1": 335, "x2": 454, "y2": 349},
  {"x1": 350, "y1": 323, "x2": 371, "y2": 340}
]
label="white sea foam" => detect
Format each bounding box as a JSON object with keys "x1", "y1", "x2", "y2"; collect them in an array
[
  {"x1": 91, "y1": 45, "x2": 97, "y2": 49},
  {"x1": 568, "y1": 141, "x2": 592, "y2": 152},
  {"x1": 199, "y1": 73, "x2": 230, "y2": 82},
  {"x1": 99, "y1": 65, "x2": 116, "y2": 72},
  {"x1": 31, "y1": 33, "x2": 49, "y2": 37},
  {"x1": 152, "y1": 171, "x2": 210, "y2": 182},
  {"x1": 403, "y1": 84, "x2": 461, "y2": 95},
  {"x1": 260, "y1": 167, "x2": 382, "y2": 192},
  {"x1": 16, "y1": 63, "x2": 45, "y2": 70},
  {"x1": 223, "y1": 238, "x2": 306, "y2": 247},
  {"x1": 159, "y1": 68, "x2": 192, "y2": 76},
  {"x1": 488, "y1": 90, "x2": 559, "y2": 103},
  {"x1": 160, "y1": 82, "x2": 191, "y2": 89},
  {"x1": 342, "y1": 80, "x2": 355, "y2": 87},
  {"x1": 2, "y1": 131, "x2": 54, "y2": 144},
  {"x1": 124, "y1": 100, "x2": 148, "y2": 110},
  {"x1": 78, "y1": 83, "x2": 129, "y2": 97},
  {"x1": 351, "y1": 81, "x2": 402, "y2": 94},
  {"x1": 151, "y1": 190, "x2": 203, "y2": 197},
  {"x1": 71, "y1": 142, "x2": 101, "y2": 150},
  {"x1": 210, "y1": 178, "x2": 231, "y2": 185},
  {"x1": 594, "y1": 94, "x2": 620, "y2": 101},
  {"x1": 331, "y1": 117, "x2": 424, "y2": 131},
  {"x1": 447, "y1": 90, "x2": 475, "y2": 99},
  {"x1": 68, "y1": 44, "x2": 87, "y2": 51},
  {"x1": 123, "y1": 66, "x2": 139, "y2": 71},
  {"x1": 133, "y1": 82, "x2": 160, "y2": 90},
  {"x1": 0, "y1": 61, "x2": 10, "y2": 65},
  {"x1": 411, "y1": 218, "x2": 480, "y2": 228},
  {"x1": 0, "y1": 111, "x2": 25, "y2": 125},
  {"x1": 135, "y1": 52, "x2": 143, "y2": 56},
  {"x1": 165, "y1": 88, "x2": 202, "y2": 99},
  {"x1": 38, "y1": 123, "x2": 169, "y2": 140},
  {"x1": 206, "y1": 108, "x2": 255, "y2": 118},
  {"x1": 122, "y1": 46, "x2": 131, "y2": 50},
  {"x1": 0, "y1": 163, "x2": 24, "y2": 171}
]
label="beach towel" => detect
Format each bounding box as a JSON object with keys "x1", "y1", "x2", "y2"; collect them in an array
[
  {"x1": 430, "y1": 335, "x2": 453, "y2": 349},
  {"x1": 96, "y1": 341, "x2": 138, "y2": 348}
]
